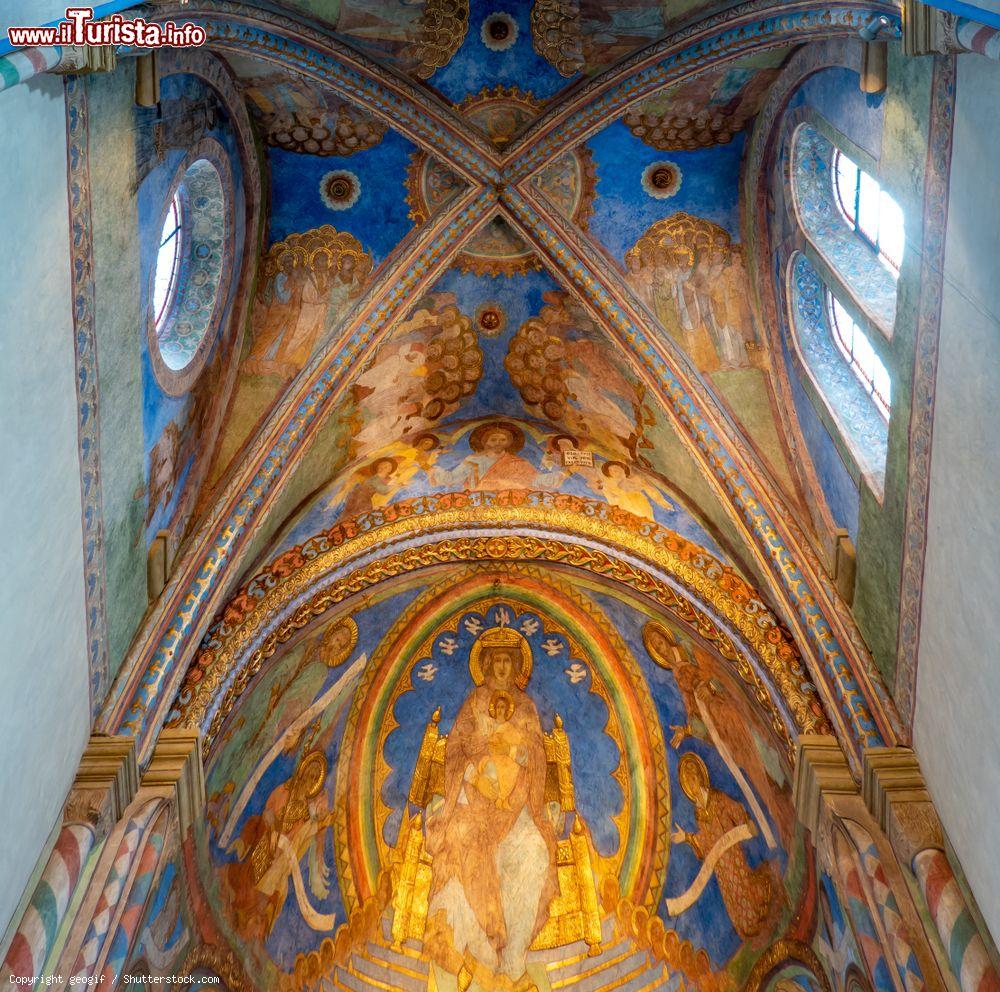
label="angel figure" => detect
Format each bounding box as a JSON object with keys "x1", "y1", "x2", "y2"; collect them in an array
[{"x1": 226, "y1": 748, "x2": 335, "y2": 940}]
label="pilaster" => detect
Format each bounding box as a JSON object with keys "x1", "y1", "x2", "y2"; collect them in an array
[
  {"x1": 902, "y1": 0, "x2": 961, "y2": 55},
  {"x1": 862, "y1": 746, "x2": 943, "y2": 867},
  {"x1": 52, "y1": 730, "x2": 205, "y2": 984},
  {"x1": 140, "y1": 728, "x2": 205, "y2": 835},
  {"x1": 793, "y1": 735, "x2": 951, "y2": 992},
  {"x1": 62, "y1": 735, "x2": 140, "y2": 841}
]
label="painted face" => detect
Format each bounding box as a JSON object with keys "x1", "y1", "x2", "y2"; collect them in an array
[
  {"x1": 485, "y1": 430, "x2": 511, "y2": 454},
  {"x1": 648, "y1": 630, "x2": 669, "y2": 657},
  {"x1": 375, "y1": 460, "x2": 394, "y2": 480},
  {"x1": 606, "y1": 463, "x2": 626, "y2": 480},
  {"x1": 490, "y1": 651, "x2": 514, "y2": 687}
]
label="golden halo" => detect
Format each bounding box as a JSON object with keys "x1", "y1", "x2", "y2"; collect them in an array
[
  {"x1": 468, "y1": 420, "x2": 525, "y2": 454},
  {"x1": 678, "y1": 752, "x2": 709, "y2": 804},
  {"x1": 319, "y1": 616, "x2": 358, "y2": 667},
  {"x1": 469, "y1": 626, "x2": 533, "y2": 689},
  {"x1": 642, "y1": 620, "x2": 684, "y2": 670},
  {"x1": 296, "y1": 750, "x2": 328, "y2": 798}
]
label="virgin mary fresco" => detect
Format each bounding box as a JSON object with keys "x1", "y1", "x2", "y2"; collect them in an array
[{"x1": 422, "y1": 627, "x2": 558, "y2": 992}]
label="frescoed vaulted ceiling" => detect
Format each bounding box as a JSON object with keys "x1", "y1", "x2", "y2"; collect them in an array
[
  {"x1": 105, "y1": 1, "x2": 923, "y2": 989},
  {"x1": 195, "y1": 14, "x2": 809, "y2": 602}
]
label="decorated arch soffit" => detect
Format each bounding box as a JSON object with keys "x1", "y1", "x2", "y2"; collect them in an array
[
  {"x1": 192, "y1": 563, "x2": 815, "y2": 990},
  {"x1": 102, "y1": 0, "x2": 908, "y2": 777}
]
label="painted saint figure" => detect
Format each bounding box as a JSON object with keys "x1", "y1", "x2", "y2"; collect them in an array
[
  {"x1": 423, "y1": 628, "x2": 558, "y2": 992},
  {"x1": 226, "y1": 747, "x2": 334, "y2": 940},
  {"x1": 672, "y1": 753, "x2": 775, "y2": 940},
  {"x1": 644, "y1": 621, "x2": 793, "y2": 847},
  {"x1": 433, "y1": 422, "x2": 562, "y2": 493},
  {"x1": 341, "y1": 456, "x2": 397, "y2": 519}
]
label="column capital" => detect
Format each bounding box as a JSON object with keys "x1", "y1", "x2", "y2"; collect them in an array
[
  {"x1": 902, "y1": 0, "x2": 959, "y2": 55},
  {"x1": 52, "y1": 45, "x2": 117, "y2": 75},
  {"x1": 863, "y1": 747, "x2": 943, "y2": 867},
  {"x1": 62, "y1": 734, "x2": 139, "y2": 842},
  {"x1": 141, "y1": 729, "x2": 205, "y2": 835},
  {"x1": 793, "y1": 734, "x2": 858, "y2": 835}
]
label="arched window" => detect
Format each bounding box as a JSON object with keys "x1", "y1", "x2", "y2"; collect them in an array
[
  {"x1": 832, "y1": 150, "x2": 905, "y2": 274},
  {"x1": 791, "y1": 124, "x2": 899, "y2": 334},
  {"x1": 786, "y1": 121, "x2": 903, "y2": 496},
  {"x1": 787, "y1": 253, "x2": 889, "y2": 491},
  {"x1": 827, "y1": 293, "x2": 891, "y2": 419}
]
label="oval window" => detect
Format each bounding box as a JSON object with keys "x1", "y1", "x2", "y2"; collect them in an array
[
  {"x1": 153, "y1": 189, "x2": 184, "y2": 331},
  {"x1": 148, "y1": 155, "x2": 229, "y2": 387}
]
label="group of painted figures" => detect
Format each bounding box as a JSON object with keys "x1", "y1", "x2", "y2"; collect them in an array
[{"x1": 219, "y1": 614, "x2": 791, "y2": 992}]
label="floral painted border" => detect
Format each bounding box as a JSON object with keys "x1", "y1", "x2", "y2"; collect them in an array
[
  {"x1": 893, "y1": 56, "x2": 958, "y2": 729},
  {"x1": 64, "y1": 72, "x2": 109, "y2": 716}
]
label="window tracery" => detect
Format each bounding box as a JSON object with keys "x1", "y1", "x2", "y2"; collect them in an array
[
  {"x1": 827, "y1": 293, "x2": 891, "y2": 419},
  {"x1": 791, "y1": 124, "x2": 898, "y2": 334},
  {"x1": 153, "y1": 190, "x2": 183, "y2": 331},
  {"x1": 145, "y1": 148, "x2": 232, "y2": 394}
]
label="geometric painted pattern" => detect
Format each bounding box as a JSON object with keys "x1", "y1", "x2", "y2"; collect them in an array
[
  {"x1": 0, "y1": 824, "x2": 95, "y2": 979},
  {"x1": 98, "y1": 813, "x2": 168, "y2": 987},
  {"x1": 914, "y1": 849, "x2": 1000, "y2": 992},
  {"x1": 71, "y1": 801, "x2": 164, "y2": 980},
  {"x1": 842, "y1": 821, "x2": 925, "y2": 992}
]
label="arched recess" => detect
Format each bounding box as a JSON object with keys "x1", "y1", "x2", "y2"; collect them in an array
[
  {"x1": 163, "y1": 492, "x2": 833, "y2": 756},
  {"x1": 133, "y1": 46, "x2": 263, "y2": 592},
  {"x1": 103, "y1": 6, "x2": 906, "y2": 777},
  {"x1": 743, "y1": 940, "x2": 834, "y2": 992},
  {"x1": 329, "y1": 568, "x2": 672, "y2": 913},
  {"x1": 190, "y1": 535, "x2": 818, "y2": 992},
  {"x1": 743, "y1": 31, "x2": 953, "y2": 704}
]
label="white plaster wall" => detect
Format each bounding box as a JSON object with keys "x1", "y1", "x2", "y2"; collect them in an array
[
  {"x1": 0, "y1": 75, "x2": 91, "y2": 938},
  {"x1": 0, "y1": 3, "x2": 81, "y2": 36},
  {"x1": 914, "y1": 53, "x2": 1000, "y2": 944}
]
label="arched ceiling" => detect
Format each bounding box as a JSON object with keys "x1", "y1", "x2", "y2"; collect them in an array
[
  {"x1": 188, "y1": 563, "x2": 816, "y2": 989},
  {"x1": 104, "y1": 0, "x2": 905, "y2": 789}
]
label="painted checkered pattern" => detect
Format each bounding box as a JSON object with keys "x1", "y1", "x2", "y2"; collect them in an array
[
  {"x1": 1, "y1": 824, "x2": 94, "y2": 981},
  {"x1": 837, "y1": 838, "x2": 896, "y2": 992},
  {"x1": 955, "y1": 18, "x2": 1000, "y2": 60},
  {"x1": 98, "y1": 812, "x2": 167, "y2": 987},
  {"x1": 845, "y1": 825, "x2": 925, "y2": 992},
  {"x1": 0, "y1": 46, "x2": 61, "y2": 93},
  {"x1": 71, "y1": 803, "x2": 162, "y2": 980},
  {"x1": 914, "y1": 849, "x2": 1000, "y2": 992}
]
